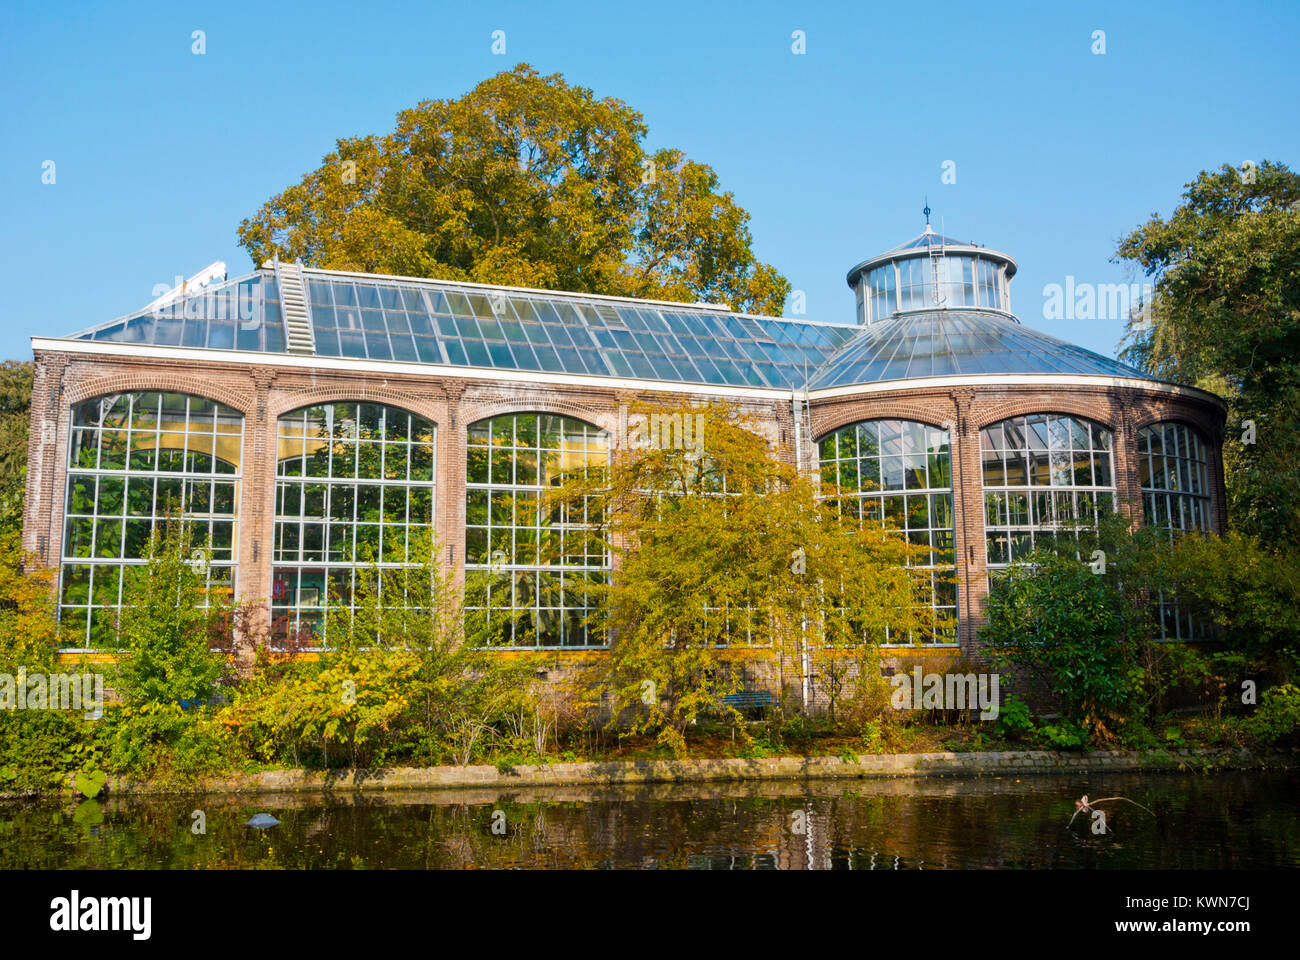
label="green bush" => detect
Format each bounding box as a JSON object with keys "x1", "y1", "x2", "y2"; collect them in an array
[
  {"x1": 983, "y1": 516, "x2": 1156, "y2": 740},
  {"x1": 1152, "y1": 532, "x2": 1300, "y2": 681},
  {"x1": 114, "y1": 519, "x2": 233, "y2": 707},
  {"x1": 981, "y1": 515, "x2": 1280, "y2": 744},
  {"x1": 1240, "y1": 683, "x2": 1300, "y2": 746},
  {"x1": 994, "y1": 694, "x2": 1035, "y2": 742},
  {"x1": 1036, "y1": 721, "x2": 1091, "y2": 751},
  {"x1": 98, "y1": 703, "x2": 235, "y2": 781},
  {"x1": 0, "y1": 710, "x2": 95, "y2": 792}
]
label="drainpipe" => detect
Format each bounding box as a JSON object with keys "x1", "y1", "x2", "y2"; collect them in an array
[
  {"x1": 795, "y1": 390, "x2": 807, "y2": 711},
  {"x1": 791, "y1": 390, "x2": 802, "y2": 472},
  {"x1": 800, "y1": 615, "x2": 809, "y2": 711}
]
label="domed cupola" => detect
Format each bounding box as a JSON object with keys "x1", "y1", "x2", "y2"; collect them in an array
[
  {"x1": 808, "y1": 208, "x2": 1157, "y2": 389},
  {"x1": 845, "y1": 208, "x2": 1019, "y2": 326}
]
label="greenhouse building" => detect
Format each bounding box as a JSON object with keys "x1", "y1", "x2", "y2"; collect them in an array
[{"x1": 24, "y1": 223, "x2": 1226, "y2": 656}]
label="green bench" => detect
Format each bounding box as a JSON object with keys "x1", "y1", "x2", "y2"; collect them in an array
[{"x1": 719, "y1": 690, "x2": 776, "y2": 714}]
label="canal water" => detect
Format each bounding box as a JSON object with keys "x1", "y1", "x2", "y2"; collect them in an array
[{"x1": 3, "y1": 769, "x2": 1295, "y2": 869}]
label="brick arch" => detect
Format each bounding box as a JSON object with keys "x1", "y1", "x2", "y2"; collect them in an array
[
  {"x1": 268, "y1": 387, "x2": 443, "y2": 426},
  {"x1": 1129, "y1": 409, "x2": 1216, "y2": 437},
  {"x1": 65, "y1": 374, "x2": 254, "y2": 417},
  {"x1": 811, "y1": 400, "x2": 955, "y2": 443},
  {"x1": 971, "y1": 395, "x2": 1120, "y2": 433},
  {"x1": 460, "y1": 398, "x2": 618, "y2": 435}
]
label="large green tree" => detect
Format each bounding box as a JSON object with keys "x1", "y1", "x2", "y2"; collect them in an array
[
  {"x1": 238, "y1": 65, "x2": 790, "y2": 315},
  {"x1": 1115, "y1": 161, "x2": 1300, "y2": 544}
]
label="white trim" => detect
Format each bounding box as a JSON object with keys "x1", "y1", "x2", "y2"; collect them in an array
[
  {"x1": 846, "y1": 245, "x2": 1020, "y2": 288},
  {"x1": 808, "y1": 372, "x2": 1225, "y2": 407},
  {"x1": 33, "y1": 338, "x2": 1225, "y2": 409},
  {"x1": 31, "y1": 337, "x2": 794, "y2": 401}
]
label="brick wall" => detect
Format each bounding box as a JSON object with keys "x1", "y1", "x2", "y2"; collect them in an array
[{"x1": 26, "y1": 348, "x2": 1226, "y2": 661}]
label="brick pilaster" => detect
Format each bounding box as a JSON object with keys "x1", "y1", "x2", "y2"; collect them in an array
[
  {"x1": 1114, "y1": 397, "x2": 1143, "y2": 526},
  {"x1": 235, "y1": 368, "x2": 276, "y2": 666},
  {"x1": 949, "y1": 388, "x2": 987, "y2": 658},
  {"x1": 23, "y1": 354, "x2": 69, "y2": 567},
  {"x1": 441, "y1": 381, "x2": 466, "y2": 592}
]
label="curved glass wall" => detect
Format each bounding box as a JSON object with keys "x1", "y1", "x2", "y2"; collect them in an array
[
  {"x1": 862, "y1": 255, "x2": 1004, "y2": 323},
  {"x1": 464, "y1": 413, "x2": 609, "y2": 648},
  {"x1": 897, "y1": 258, "x2": 935, "y2": 312},
  {"x1": 272, "y1": 403, "x2": 436, "y2": 642},
  {"x1": 817, "y1": 419, "x2": 957, "y2": 645},
  {"x1": 981, "y1": 413, "x2": 1115, "y2": 568},
  {"x1": 976, "y1": 259, "x2": 1002, "y2": 311},
  {"x1": 1138, "y1": 422, "x2": 1212, "y2": 640},
  {"x1": 865, "y1": 263, "x2": 896, "y2": 324},
  {"x1": 1138, "y1": 422, "x2": 1211, "y2": 534},
  {"x1": 810, "y1": 310, "x2": 1149, "y2": 388},
  {"x1": 60, "y1": 392, "x2": 242, "y2": 648}
]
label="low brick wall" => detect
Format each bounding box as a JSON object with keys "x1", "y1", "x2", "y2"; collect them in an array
[{"x1": 101, "y1": 747, "x2": 1283, "y2": 795}]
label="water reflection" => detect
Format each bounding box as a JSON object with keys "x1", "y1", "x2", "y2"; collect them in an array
[{"x1": 2, "y1": 771, "x2": 1295, "y2": 870}]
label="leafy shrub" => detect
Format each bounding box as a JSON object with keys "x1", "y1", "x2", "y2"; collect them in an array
[
  {"x1": 0, "y1": 710, "x2": 93, "y2": 792},
  {"x1": 995, "y1": 694, "x2": 1035, "y2": 742},
  {"x1": 860, "y1": 719, "x2": 884, "y2": 753},
  {"x1": 1036, "y1": 721, "x2": 1091, "y2": 751},
  {"x1": 114, "y1": 519, "x2": 233, "y2": 707},
  {"x1": 218, "y1": 652, "x2": 417, "y2": 769},
  {"x1": 101, "y1": 703, "x2": 235, "y2": 781},
  {"x1": 224, "y1": 531, "x2": 536, "y2": 769},
  {"x1": 984, "y1": 515, "x2": 1215, "y2": 743},
  {"x1": 1152, "y1": 532, "x2": 1300, "y2": 681},
  {"x1": 1239, "y1": 683, "x2": 1300, "y2": 746}
]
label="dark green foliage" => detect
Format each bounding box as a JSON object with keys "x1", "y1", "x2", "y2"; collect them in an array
[
  {"x1": 985, "y1": 508, "x2": 1299, "y2": 744},
  {"x1": 984, "y1": 515, "x2": 1202, "y2": 742},
  {"x1": 1148, "y1": 531, "x2": 1300, "y2": 681},
  {"x1": 1239, "y1": 683, "x2": 1300, "y2": 746},
  {"x1": 1116, "y1": 161, "x2": 1300, "y2": 545}
]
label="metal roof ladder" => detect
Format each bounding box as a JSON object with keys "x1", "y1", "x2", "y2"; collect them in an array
[{"x1": 275, "y1": 258, "x2": 316, "y2": 354}]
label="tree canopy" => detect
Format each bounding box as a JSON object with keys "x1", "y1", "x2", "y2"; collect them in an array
[
  {"x1": 1115, "y1": 161, "x2": 1300, "y2": 545},
  {"x1": 238, "y1": 65, "x2": 790, "y2": 315}
]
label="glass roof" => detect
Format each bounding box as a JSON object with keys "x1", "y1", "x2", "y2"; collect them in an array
[
  {"x1": 68, "y1": 268, "x2": 1155, "y2": 391},
  {"x1": 76, "y1": 273, "x2": 286, "y2": 354},
  {"x1": 72, "y1": 268, "x2": 856, "y2": 391},
  {"x1": 806, "y1": 309, "x2": 1153, "y2": 389},
  {"x1": 892, "y1": 228, "x2": 968, "y2": 250}
]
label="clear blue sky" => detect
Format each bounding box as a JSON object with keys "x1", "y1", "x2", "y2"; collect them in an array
[{"x1": 3, "y1": 0, "x2": 1297, "y2": 360}]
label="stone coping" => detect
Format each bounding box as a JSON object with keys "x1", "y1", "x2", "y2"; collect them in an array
[{"x1": 86, "y1": 747, "x2": 1289, "y2": 796}]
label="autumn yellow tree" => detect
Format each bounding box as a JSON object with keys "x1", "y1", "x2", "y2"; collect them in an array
[
  {"x1": 238, "y1": 65, "x2": 790, "y2": 315},
  {"x1": 552, "y1": 401, "x2": 934, "y2": 755}
]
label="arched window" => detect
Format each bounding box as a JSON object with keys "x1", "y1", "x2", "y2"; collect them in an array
[
  {"x1": 817, "y1": 419, "x2": 956, "y2": 644},
  {"x1": 1138, "y1": 422, "x2": 1211, "y2": 534},
  {"x1": 272, "y1": 402, "x2": 436, "y2": 641},
  {"x1": 464, "y1": 413, "x2": 609, "y2": 647},
  {"x1": 1138, "y1": 421, "x2": 1212, "y2": 640},
  {"x1": 981, "y1": 413, "x2": 1115, "y2": 568},
  {"x1": 60, "y1": 392, "x2": 243, "y2": 648}
]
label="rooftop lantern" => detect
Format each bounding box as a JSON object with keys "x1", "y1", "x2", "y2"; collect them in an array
[{"x1": 845, "y1": 204, "x2": 1019, "y2": 326}]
